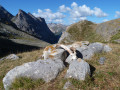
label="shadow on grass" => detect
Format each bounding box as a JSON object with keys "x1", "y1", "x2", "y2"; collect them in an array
[
  {"x1": 0, "y1": 38, "x2": 41, "y2": 58},
  {"x1": 89, "y1": 64, "x2": 96, "y2": 78}
]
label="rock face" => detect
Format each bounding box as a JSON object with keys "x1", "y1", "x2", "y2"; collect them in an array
[
  {"x1": 12, "y1": 10, "x2": 58, "y2": 44},
  {"x1": 65, "y1": 60, "x2": 90, "y2": 80},
  {"x1": 3, "y1": 59, "x2": 65, "y2": 90},
  {"x1": 96, "y1": 18, "x2": 120, "y2": 41}
]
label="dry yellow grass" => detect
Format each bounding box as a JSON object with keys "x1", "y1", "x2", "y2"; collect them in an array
[{"x1": 0, "y1": 43, "x2": 120, "y2": 90}]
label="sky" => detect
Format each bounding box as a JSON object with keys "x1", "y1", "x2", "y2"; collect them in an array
[{"x1": 0, "y1": 0, "x2": 120, "y2": 25}]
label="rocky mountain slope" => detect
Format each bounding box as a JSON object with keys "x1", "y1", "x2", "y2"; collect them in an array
[
  {"x1": 59, "y1": 19, "x2": 120, "y2": 44},
  {"x1": 0, "y1": 5, "x2": 51, "y2": 57},
  {"x1": 96, "y1": 18, "x2": 120, "y2": 43},
  {"x1": 59, "y1": 20, "x2": 104, "y2": 44},
  {"x1": 12, "y1": 10, "x2": 58, "y2": 43},
  {"x1": 47, "y1": 23, "x2": 67, "y2": 35}
]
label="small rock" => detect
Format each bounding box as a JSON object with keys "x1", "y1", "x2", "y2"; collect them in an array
[
  {"x1": 6, "y1": 54, "x2": 19, "y2": 60},
  {"x1": 63, "y1": 81, "x2": 72, "y2": 89},
  {"x1": 0, "y1": 54, "x2": 19, "y2": 61},
  {"x1": 99, "y1": 57, "x2": 106, "y2": 65},
  {"x1": 65, "y1": 60, "x2": 90, "y2": 80},
  {"x1": 103, "y1": 45, "x2": 112, "y2": 52}
]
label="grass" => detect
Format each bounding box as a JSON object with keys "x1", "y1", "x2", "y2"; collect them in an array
[
  {"x1": 0, "y1": 43, "x2": 120, "y2": 90},
  {"x1": 61, "y1": 20, "x2": 105, "y2": 44},
  {"x1": 110, "y1": 30, "x2": 120, "y2": 43},
  {"x1": 10, "y1": 77, "x2": 45, "y2": 90}
]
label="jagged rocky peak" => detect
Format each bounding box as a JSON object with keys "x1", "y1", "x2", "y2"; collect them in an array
[
  {"x1": 0, "y1": 5, "x2": 13, "y2": 22},
  {"x1": 12, "y1": 9, "x2": 58, "y2": 44},
  {"x1": 0, "y1": 5, "x2": 13, "y2": 19}
]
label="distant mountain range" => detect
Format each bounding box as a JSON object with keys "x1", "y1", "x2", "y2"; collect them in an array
[
  {"x1": 0, "y1": 5, "x2": 59, "y2": 44},
  {"x1": 47, "y1": 23, "x2": 67, "y2": 35}
]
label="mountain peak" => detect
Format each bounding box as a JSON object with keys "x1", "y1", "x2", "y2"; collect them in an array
[
  {"x1": 12, "y1": 9, "x2": 58, "y2": 43},
  {"x1": 18, "y1": 9, "x2": 26, "y2": 15},
  {"x1": 0, "y1": 5, "x2": 13, "y2": 23},
  {"x1": 0, "y1": 5, "x2": 5, "y2": 10}
]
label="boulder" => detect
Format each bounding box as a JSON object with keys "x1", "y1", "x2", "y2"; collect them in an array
[
  {"x1": 88, "y1": 42, "x2": 104, "y2": 53},
  {"x1": 103, "y1": 45, "x2": 112, "y2": 52},
  {"x1": 3, "y1": 59, "x2": 65, "y2": 90},
  {"x1": 48, "y1": 49, "x2": 68, "y2": 61},
  {"x1": 65, "y1": 60, "x2": 90, "y2": 80},
  {"x1": 81, "y1": 48, "x2": 94, "y2": 60},
  {"x1": 65, "y1": 54, "x2": 77, "y2": 64}
]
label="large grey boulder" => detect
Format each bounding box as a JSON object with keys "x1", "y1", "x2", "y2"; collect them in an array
[
  {"x1": 81, "y1": 48, "x2": 94, "y2": 60},
  {"x1": 65, "y1": 60, "x2": 90, "y2": 80},
  {"x1": 76, "y1": 45, "x2": 94, "y2": 60},
  {"x1": 3, "y1": 59, "x2": 65, "y2": 90},
  {"x1": 88, "y1": 42, "x2": 104, "y2": 53}
]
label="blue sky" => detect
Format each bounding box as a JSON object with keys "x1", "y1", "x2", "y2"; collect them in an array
[{"x1": 0, "y1": 0, "x2": 120, "y2": 25}]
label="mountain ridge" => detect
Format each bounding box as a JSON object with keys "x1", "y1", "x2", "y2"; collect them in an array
[
  {"x1": 12, "y1": 9, "x2": 58, "y2": 43},
  {"x1": 59, "y1": 19, "x2": 120, "y2": 44}
]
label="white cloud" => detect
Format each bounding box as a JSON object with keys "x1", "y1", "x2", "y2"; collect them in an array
[
  {"x1": 103, "y1": 19, "x2": 108, "y2": 22},
  {"x1": 33, "y1": 9, "x2": 65, "y2": 23},
  {"x1": 70, "y1": 4, "x2": 94, "y2": 18},
  {"x1": 69, "y1": 2, "x2": 108, "y2": 22},
  {"x1": 33, "y1": 2, "x2": 108, "y2": 24},
  {"x1": 71, "y1": 2, "x2": 78, "y2": 7},
  {"x1": 59, "y1": 5, "x2": 71, "y2": 12},
  {"x1": 80, "y1": 17, "x2": 87, "y2": 20},
  {"x1": 115, "y1": 11, "x2": 120, "y2": 17},
  {"x1": 94, "y1": 7, "x2": 108, "y2": 17}
]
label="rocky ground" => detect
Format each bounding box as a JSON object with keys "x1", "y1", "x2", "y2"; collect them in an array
[{"x1": 0, "y1": 42, "x2": 120, "y2": 90}]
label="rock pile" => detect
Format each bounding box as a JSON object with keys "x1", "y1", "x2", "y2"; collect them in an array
[{"x1": 3, "y1": 41, "x2": 112, "y2": 90}]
